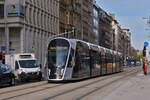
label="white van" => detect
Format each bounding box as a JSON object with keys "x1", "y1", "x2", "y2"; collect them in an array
[{"x1": 5, "y1": 53, "x2": 42, "y2": 82}]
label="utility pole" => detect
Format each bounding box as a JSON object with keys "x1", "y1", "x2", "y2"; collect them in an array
[
  {"x1": 49, "y1": 27, "x2": 75, "y2": 40},
  {"x1": 142, "y1": 16, "x2": 150, "y2": 75}
]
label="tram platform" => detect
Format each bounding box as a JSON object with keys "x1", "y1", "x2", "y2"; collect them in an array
[{"x1": 102, "y1": 66, "x2": 150, "y2": 100}]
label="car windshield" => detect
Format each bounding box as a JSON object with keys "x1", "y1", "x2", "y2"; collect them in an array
[
  {"x1": 0, "y1": 65, "x2": 9, "y2": 72},
  {"x1": 19, "y1": 60, "x2": 39, "y2": 68}
]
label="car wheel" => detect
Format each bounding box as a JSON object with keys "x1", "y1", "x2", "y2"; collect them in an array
[{"x1": 10, "y1": 77, "x2": 15, "y2": 86}]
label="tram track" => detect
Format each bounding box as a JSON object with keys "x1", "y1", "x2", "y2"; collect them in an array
[
  {"x1": 0, "y1": 82, "x2": 47, "y2": 95},
  {"x1": 1, "y1": 84, "x2": 64, "y2": 100},
  {"x1": 76, "y1": 68, "x2": 140, "y2": 100},
  {"x1": 0, "y1": 67, "x2": 139, "y2": 100},
  {"x1": 0, "y1": 74, "x2": 116, "y2": 100},
  {"x1": 43, "y1": 67, "x2": 140, "y2": 100}
]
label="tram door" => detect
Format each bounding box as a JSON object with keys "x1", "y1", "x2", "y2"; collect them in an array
[
  {"x1": 100, "y1": 51, "x2": 107, "y2": 75},
  {"x1": 119, "y1": 55, "x2": 123, "y2": 72},
  {"x1": 72, "y1": 42, "x2": 90, "y2": 79},
  {"x1": 90, "y1": 50, "x2": 101, "y2": 77},
  {"x1": 116, "y1": 55, "x2": 120, "y2": 72},
  {"x1": 106, "y1": 53, "x2": 113, "y2": 74},
  {"x1": 112, "y1": 54, "x2": 116, "y2": 73}
]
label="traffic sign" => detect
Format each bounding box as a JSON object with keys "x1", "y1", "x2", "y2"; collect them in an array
[
  {"x1": 144, "y1": 42, "x2": 149, "y2": 47},
  {"x1": 1, "y1": 46, "x2": 6, "y2": 51}
]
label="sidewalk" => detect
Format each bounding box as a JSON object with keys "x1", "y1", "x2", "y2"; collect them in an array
[{"x1": 102, "y1": 66, "x2": 150, "y2": 100}]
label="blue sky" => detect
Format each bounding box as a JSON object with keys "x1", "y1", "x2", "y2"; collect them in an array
[{"x1": 96, "y1": 0, "x2": 150, "y2": 50}]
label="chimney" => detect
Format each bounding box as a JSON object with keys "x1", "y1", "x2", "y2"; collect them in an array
[{"x1": 110, "y1": 13, "x2": 115, "y2": 20}]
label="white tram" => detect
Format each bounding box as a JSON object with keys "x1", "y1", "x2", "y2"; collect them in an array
[{"x1": 45, "y1": 37, "x2": 123, "y2": 81}]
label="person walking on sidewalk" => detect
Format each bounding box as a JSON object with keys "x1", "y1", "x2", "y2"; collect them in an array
[{"x1": 143, "y1": 58, "x2": 147, "y2": 75}]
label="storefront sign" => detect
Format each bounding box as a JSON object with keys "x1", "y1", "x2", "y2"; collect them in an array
[{"x1": 7, "y1": 4, "x2": 25, "y2": 17}]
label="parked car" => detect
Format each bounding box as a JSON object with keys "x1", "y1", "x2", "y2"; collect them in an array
[
  {"x1": 136, "y1": 61, "x2": 141, "y2": 66},
  {"x1": 0, "y1": 64, "x2": 15, "y2": 86},
  {"x1": 5, "y1": 53, "x2": 42, "y2": 82}
]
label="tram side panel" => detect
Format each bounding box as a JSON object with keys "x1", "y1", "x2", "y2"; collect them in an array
[
  {"x1": 106, "y1": 53, "x2": 113, "y2": 74},
  {"x1": 116, "y1": 55, "x2": 120, "y2": 72},
  {"x1": 112, "y1": 54, "x2": 115, "y2": 73},
  {"x1": 64, "y1": 48, "x2": 75, "y2": 80},
  {"x1": 72, "y1": 42, "x2": 90, "y2": 79},
  {"x1": 118, "y1": 56, "x2": 122, "y2": 72},
  {"x1": 112, "y1": 55, "x2": 117, "y2": 73},
  {"x1": 100, "y1": 52, "x2": 107, "y2": 75},
  {"x1": 90, "y1": 50, "x2": 101, "y2": 77},
  {"x1": 119, "y1": 56, "x2": 123, "y2": 72}
]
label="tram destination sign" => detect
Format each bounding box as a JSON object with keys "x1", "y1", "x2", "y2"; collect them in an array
[{"x1": 49, "y1": 46, "x2": 68, "y2": 50}]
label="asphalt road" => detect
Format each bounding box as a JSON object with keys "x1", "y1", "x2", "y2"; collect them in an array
[{"x1": 0, "y1": 66, "x2": 141, "y2": 100}]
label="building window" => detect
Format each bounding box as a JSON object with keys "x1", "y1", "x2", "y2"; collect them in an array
[
  {"x1": 93, "y1": 18, "x2": 98, "y2": 28},
  {"x1": 29, "y1": 8, "x2": 32, "y2": 24},
  {"x1": 66, "y1": 12, "x2": 70, "y2": 25},
  {"x1": 0, "y1": 4, "x2": 4, "y2": 19},
  {"x1": 93, "y1": 8, "x2": 98, "y2": 18},
  {"x1": 93, "y1": 29, "x2": 98, "y2": 36},
  {"x1": 25, "y1": 6, "x2": 28, "y2": 22}
]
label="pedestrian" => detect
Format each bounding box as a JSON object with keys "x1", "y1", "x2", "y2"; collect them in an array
[{"x1": 143, "y1": 58, "x2": 147, "y2": 75}]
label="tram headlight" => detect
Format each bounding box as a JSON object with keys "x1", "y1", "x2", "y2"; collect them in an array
[
  {"x1": 48, "y1": 69, "x2": 51, "y2": 75},
  {"x1": 61, "y1": 69, "x2": 64, "y2": 76}
]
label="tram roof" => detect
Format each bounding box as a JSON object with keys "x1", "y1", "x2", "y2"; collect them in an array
[{"x1": 50, "y1": 37, "x2": 122, "y2": 55}]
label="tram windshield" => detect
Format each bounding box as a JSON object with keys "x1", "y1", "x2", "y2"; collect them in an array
[{"x1": 48, "y1": 39, "x2": 70, "y2": 68}]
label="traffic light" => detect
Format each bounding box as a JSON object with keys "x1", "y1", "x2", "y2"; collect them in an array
[
  {"x1": 143, "y1": 46, "x2": 146, "y2": 57},
  {"x1": 126, "y1": 56, "x2": 129, "y2": 60}
]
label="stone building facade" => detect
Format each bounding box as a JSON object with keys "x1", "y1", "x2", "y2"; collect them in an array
[
  {"x1": 0, "y1": 0, "x2": 59, "y2": 65},
  {"x1": 60, "y1": 0, "x2": 94, "y2": 43},
  {"x1": 82, "y1": 0, "x2": 93, "y2": 43},
  {"x1": 92, "y1": 1, "x2": 99, "y2": 45},
  {"x1": 98, "y1": 8, "x2": 113, "y2": 49},
  {"x1": 111, "y1": 14, "x2": 122, "y2": 52},
  {"x1": 122, "y1": 29, "x2": 131, "y2": 58},
  {"x1": 60, "y1": 0, "x2": 82, "y2": 39}
]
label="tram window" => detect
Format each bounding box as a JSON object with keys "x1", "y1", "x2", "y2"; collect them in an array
[
  {"x1": 74, "y1": 42, "x2": 90, "y2": 74},
  {"x1": 73, "y1": 51, "x2": 81, "y2": 74},
  {"x1": 68, "y1": 48, "x2": 75, "y2": 68},
  {"x1": 91, "y1": 50, "x2": 100, "y2": 69},
  {"x1": 68, "y1": 55, "x2": 72, "y2": 68},
  {"x1": 112, "y1": 56, "x2": 115, "y2": 63},
  {"x1": 106, "y1": 53, "x2": 112, "y2": 63},
  {"x1": 101, "y1": 53, "x2": 105, "y2": 64},
  {"x1": 77, "y1": 42, "x2": 90, "y2": 71}
]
